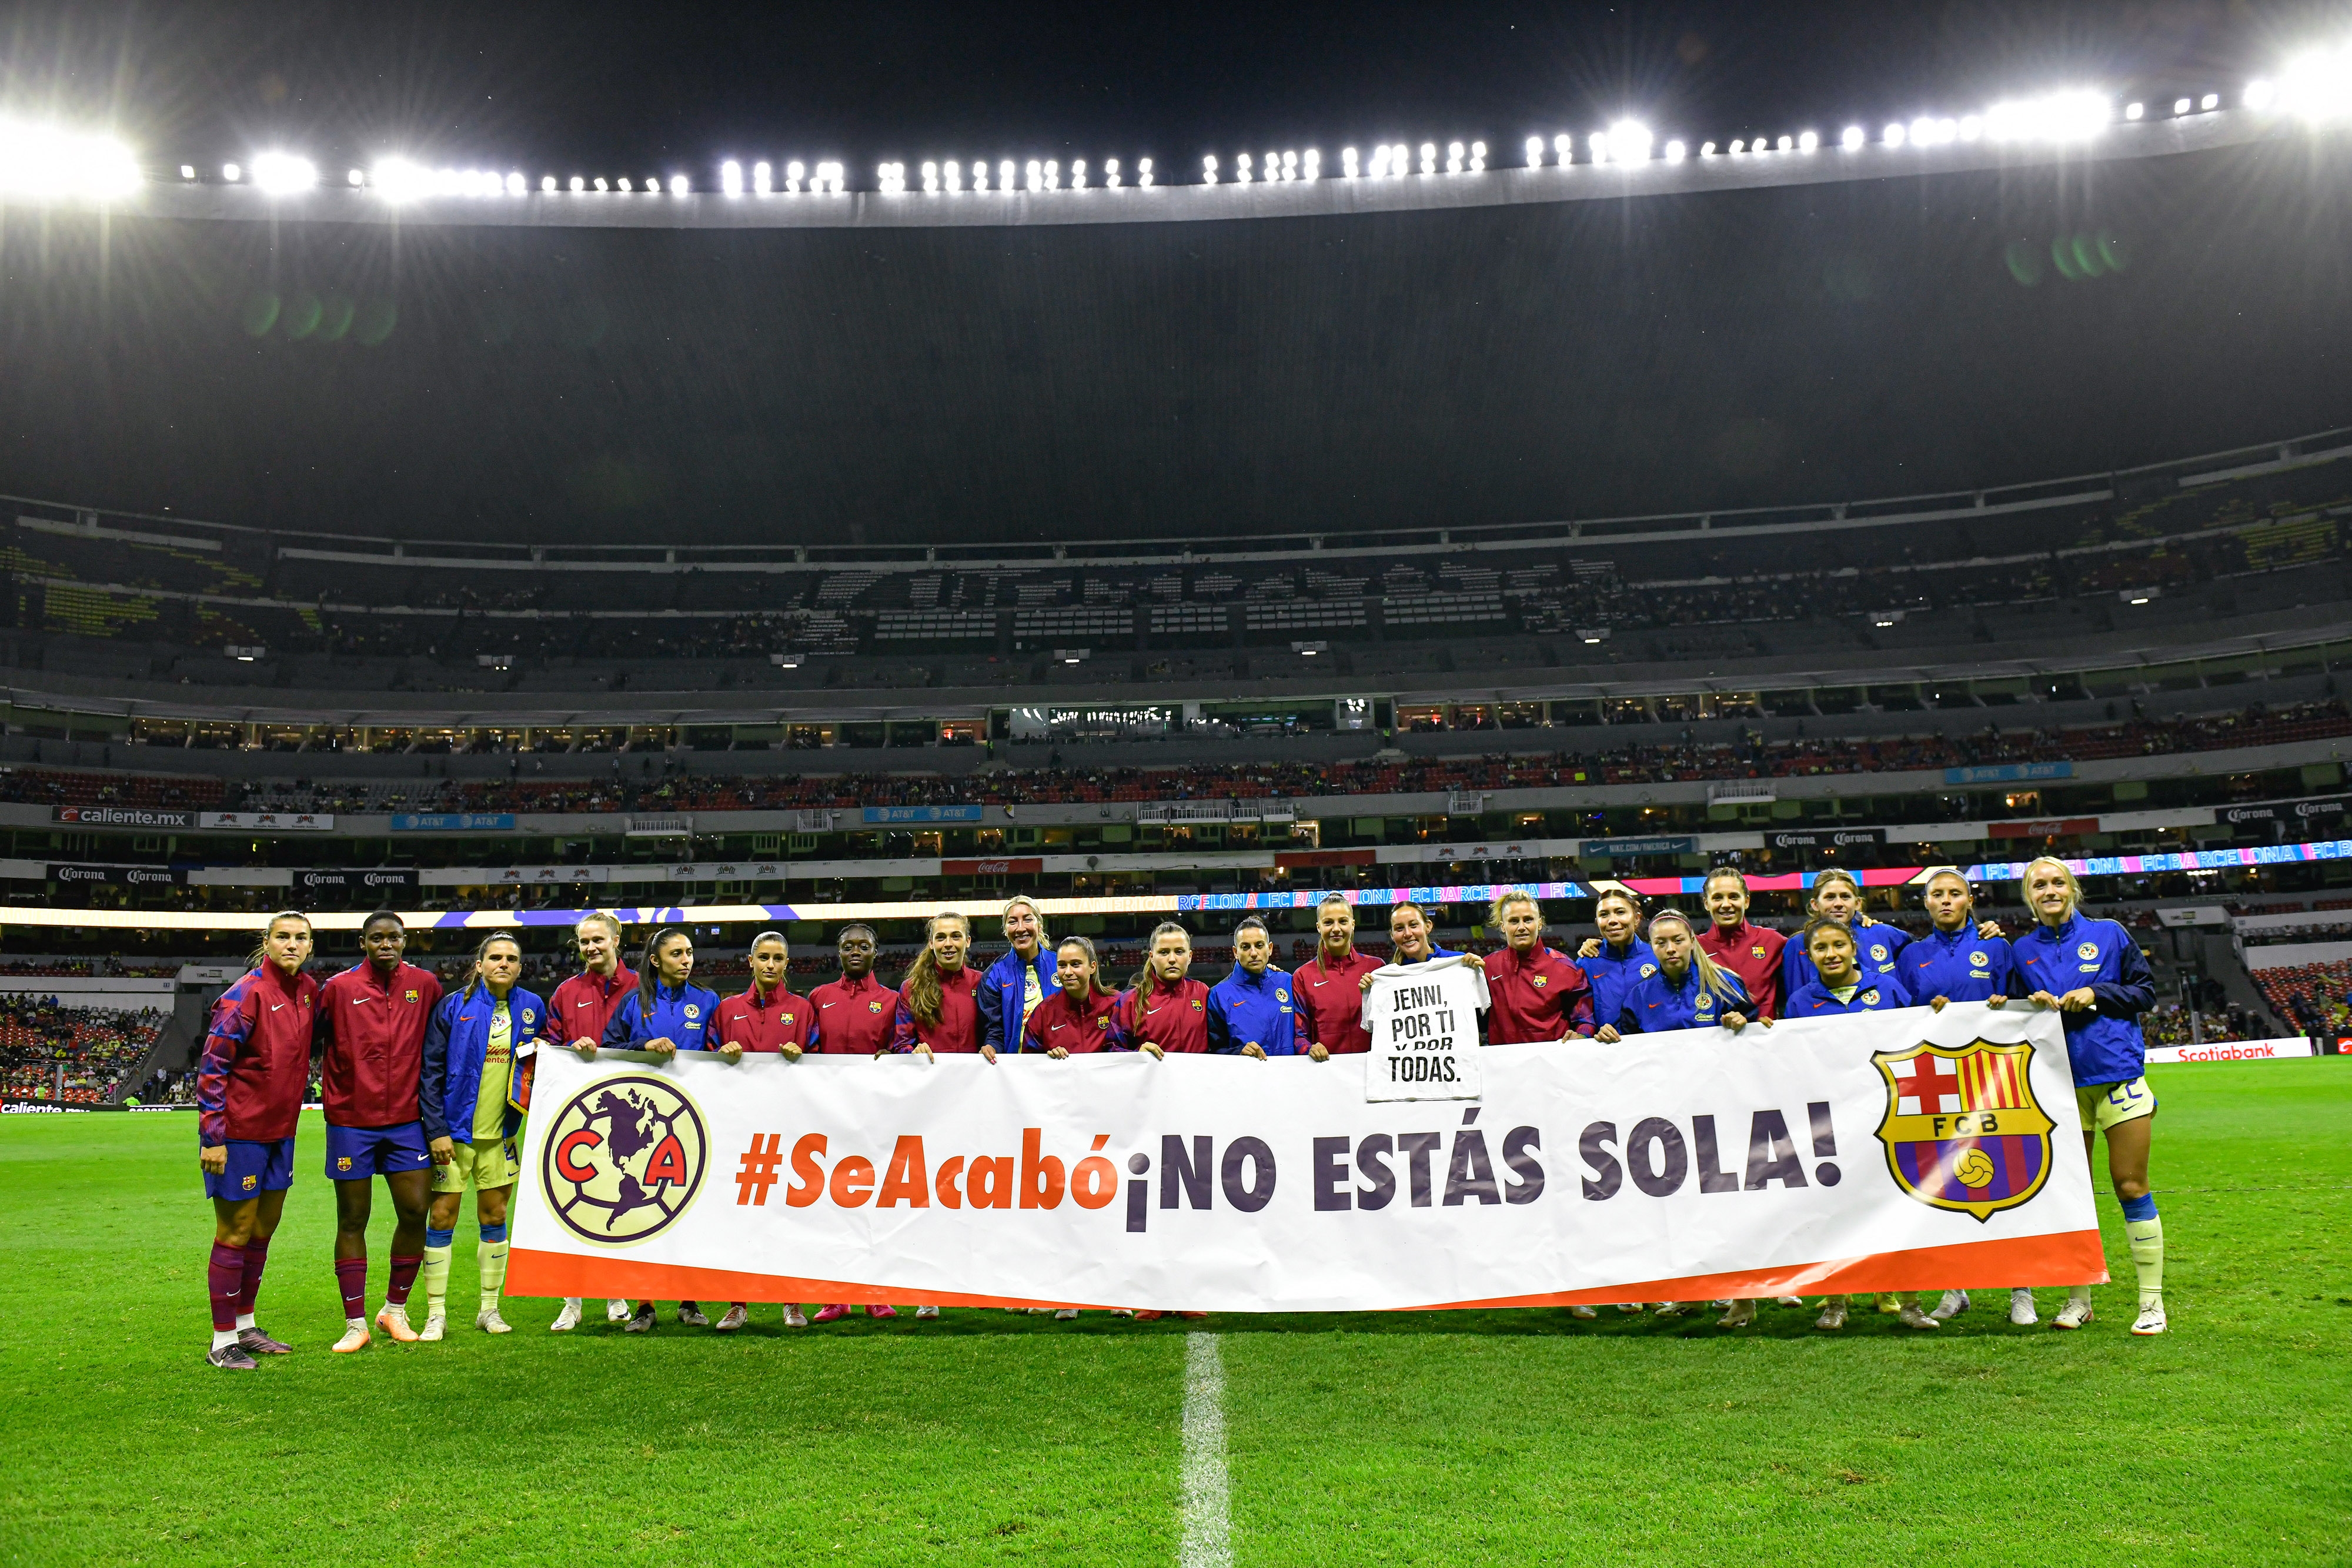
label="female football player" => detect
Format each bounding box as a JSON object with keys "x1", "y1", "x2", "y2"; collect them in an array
[
  {"x1": 893, "y1": 911, "x2": 991, "y2": 1061},
  {"x1": 1118, "y1": 921, "x2": 1211, "y2": 1058},
  {"x1": 602, "y1": 926, "x2": 722, "y2": 1333},
  {"x1": 1482, "y1": 893, "x2": 1595, "y2": 1044},
  {"x1": 1025, "y1": 935, "x2": 1124, "y2": 1057},
  {"x1": 546, "y1": 910, "x2": 637, "y2": 1333},
  {"x1": 1780, "y1": 868, "x2": 1909, "y2": 1000},
  {"x1": 2012, "y1": 855, "x2": 2163, "y2": 1335},
  {"x1": 196, "y1": 911, "x2": 317, "y2": 1369},
  {"x1": 1386, "y1": 900, "x2": 1468, "y2": 967},
  {"x1": 1783, "y1": 918, "x2": 1934, "y2": 1332},
  {"x1": 1599, "y1": 910, "x2": 1756, "y2": 1038},
  {"x1": 418, "y1": 932, "x2": 547, "y2": 1340},
  {"x1": 1576, "y1": 887, "x2": 1658, "y2": 1038},
  {"x1": 1295, "y1": 891, "x2": 1381, "y2": 1061},
  {"x1": 1899, "y1": 868, "x2": 2032, "y2": 1326},
  {"x1": 1598, "y1": 908, "x2": 1759, "y2": 1324},
  {"x1": 1696, "y1": 867, "x2": 1786, "y2": 1019}
]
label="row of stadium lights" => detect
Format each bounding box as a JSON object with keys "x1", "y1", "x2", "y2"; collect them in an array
[{"x1": 7, "y1": 46, "x2": 2352, "y2": 203}]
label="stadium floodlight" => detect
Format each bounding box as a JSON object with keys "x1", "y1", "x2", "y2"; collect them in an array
[
  {"x1": 1883, "y1": 121, "x2": 1907, "y2": 147},
  {"x1": 721, "y1": 159, "x2": 742, "y2": 195},
  {"x1": 753, "y1": 161, "x2": 771, "y2": 193},
  {"x1": 785, "y1": 160, "x2": 804, "y2": 193},
  {"x1": 1236, "y1": 152, "x2": 1254, "y2": 182},
  {"x1": 1985, "y1": 89, "x2": 2110, "y2": 142},
  {"x1": 1419, "y1": 141, "x2": 1436, "y2": 173},
  {"x1": 1343, "y1": 145, "x2": 1361, "y2": 176},
  {"x1": 1729, "y1": 138, "x2": 1745, "y2": 153},
  {"x1": 538, "y1": 173, "x2": 553, "y2": 192},
  {"x1": 348, "y1": 168, "x2": 365, "y2": 186},
  {"x1": 593, "y1": 176, "x2": 609, "y2": 192},
  {"x1": 669, "y1": 173, "x2": 689, "y2": 195},
  {"x1": 505, "y1": 171, "x2": 525, "y2": 195},
  {"x1": 0, "y1": 121, "x2": 142, "y2": 200},
  {"x1": 1798, "y1": 129, "x2": 1819, "y2": 151},
  {"x1": 1304, "y1": 148, "x2": 1321, "y2": 179},
  {"x1": 179, "y1": 163, "x2": 195, "y2": 179},
  {"x1": 1589, "y1": 131, "x2": 1610, "y2": 162},
  {"x1": 920, "y1": 160, "x2": 938, "y2": 192},
  {"x1": 570, "y1": 175, "x2": 584, "y2": 192},
  {"x1": 1202, "y1": 153, "x2": 1218, "y2": 184},
  {"x1": 1367, "y1": 145, "x2": 1387, "y2": 176},
  {"x1": 1663, "y1": 139, "x2": 1686, "y2": 161},
  {"x1": 1699, "y1": 139, "x2": 1717, "y2": 155},
  {"x1": 1071, "y1": 159, "x2": 1087, "y2": 188},
  {"x1": 944, "y1": 159, "x2": 961, "y2": 192},
  {"x1": 1138, "y1": 156, "x2": 1153, "y2": 187},
  {"x1": 2173, "y1": 96, "x2": 2192, "y2": 115},
  {"x1": 1842, "y1": 125, "x2": 1865, "y2": 149},
  {"x1": 1525, "y1": 135, "x2": 1544, "y2": 166},
  {"x1": 1446, "y1": 140, "x2": 1464, "y2": 173},
  {"x1": 1776, "y1": 133, "x2": 1793, "y2": 151},
  {"x1": 250, "y1": 152, "x2": 316, "y2": 193},
  {"x1": 997, "y1": 159, "x2": 1013, "y2": 193},
  {"x1": 617, "y1": 176, "x2": 633, "y2": 192},
  {"x1": 2201, "y1": 92, "x2": 2219, "y2": 109},
  {"x1": 2276, "y1": 46, "x2": 2352, "y2": 119},
  {"x1": 1282, "y1": 149, "x2": 1298, "y2": 179},
  {"x1": 1959, "y1": 113, "x2": 1984, "y2": 139},
  {"x1": 2124, "y1": 101, "x2": 2145, "y2": 120},
  {"x1": 1610, "y1": 126, "x2": 1650, "y2": 161},
  {"x1": 2244, "y1": 80, "x2": 2275, "y2": 111},
  {"x1": 222, "y1": 161, "x2": 241, "y2": 181},
  {"x1": 1469, "y1": 140, "x2": 1485, "y2": 169},
  {"x1": 1104, "y1": 157, "x2": 1119, "y2": 188},
  {"x1": 1553, "y1": 133, "x2": 1572, "y2": 163}
]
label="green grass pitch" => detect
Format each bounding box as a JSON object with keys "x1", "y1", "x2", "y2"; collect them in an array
[{"x1": 3, "y1": 1059, "x2": 2347, "y2": 1564}]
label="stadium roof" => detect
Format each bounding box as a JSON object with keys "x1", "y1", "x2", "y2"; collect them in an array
[{"x1": 0, "y1": 106, "x2": 2346, "y2": 549}]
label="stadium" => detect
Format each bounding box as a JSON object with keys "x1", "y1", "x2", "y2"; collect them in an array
[{"x1": 4, "y1": 5, "x2": 2349, "y2": 1562}]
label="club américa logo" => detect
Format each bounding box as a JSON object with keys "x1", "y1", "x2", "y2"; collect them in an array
[
  {"x1": 540, "y1": 1074, "x2": 709, "y2": 1246},
  {"x1": 1871, "y1": 1038, "x2": 2055, "y2": 1222}
]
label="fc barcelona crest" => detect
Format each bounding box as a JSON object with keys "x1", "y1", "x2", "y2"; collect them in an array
[{"x1": 1871, "y1": 1037, "x2": 2055, "y2": 1223}]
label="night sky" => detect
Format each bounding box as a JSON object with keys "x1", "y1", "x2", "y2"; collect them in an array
[{"x1": 2, "y1": 3, "x2": 2349, "y2": 546}]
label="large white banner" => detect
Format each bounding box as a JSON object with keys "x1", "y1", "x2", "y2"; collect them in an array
[{"x1": 508, "y1": 1001, "x2": 2106, "y2": 1312}]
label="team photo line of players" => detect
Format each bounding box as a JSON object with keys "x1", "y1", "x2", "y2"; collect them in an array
[{"x1": 191, "y1": 859, "x2": 2168, "y2": 1369}]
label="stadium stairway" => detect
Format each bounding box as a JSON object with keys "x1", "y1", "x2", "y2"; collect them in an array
[
  {"x1": 2203, "y1": 932, "x2": 2297, "y2": 1038},
  {"x1": 118, "y1": 1009, "x2": 193, "y2": 1105}
]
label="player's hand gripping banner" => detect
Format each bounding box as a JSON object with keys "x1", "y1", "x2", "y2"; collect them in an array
[{"x1": 507, "y1": 1001, "x2": 2105, "y2": 1311}]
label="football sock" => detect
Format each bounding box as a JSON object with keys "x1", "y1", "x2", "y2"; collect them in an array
[
  {"x1": 333, "y1": 1256, "x2": 368, "y2": 1326},
  {"x1": 206, "y1": 1242, "x2": 243, "y2": 1333},
  {"x1": 385, "y1": 1253, "x2": 422, "y2": 1310},
  {"x1": 2122, "y1": 1192, "x2": 2163, "y2": 1307},
  {"x1": 422, "y1": 1228, "x2": 454, "y2": 1317},
  {"x1": 235, "y1": 1239, "x2": 269, "y2": 1325},
  {"x1": 478, "y1": 1222, "x2": 509, "y2": 1306}
]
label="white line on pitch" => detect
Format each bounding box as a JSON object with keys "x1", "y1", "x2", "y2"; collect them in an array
[{"x1": 1180, "y1": 1332, "x2": 1232, "y2": 1568}]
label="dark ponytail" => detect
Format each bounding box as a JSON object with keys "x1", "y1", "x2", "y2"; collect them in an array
[{"x1": 637, "y1": 926, "x2": 693, "y2": 1005}]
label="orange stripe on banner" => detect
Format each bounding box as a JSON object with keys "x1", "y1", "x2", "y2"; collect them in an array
[
  {"x1": 506, "y1": 1228, "x2": 2109, "y2": 1313},
  {"x1": 1416, "y1": 1229, "x2": 2109, "y2": 1310}
]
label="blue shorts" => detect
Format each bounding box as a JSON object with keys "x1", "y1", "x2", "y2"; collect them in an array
[
  {"x1": 323, "y1": 1121, "x2": 433, "y2": 1179},
  {"x1": 204, "y1": 1137, "x2": 295, "y2": 1201}
]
